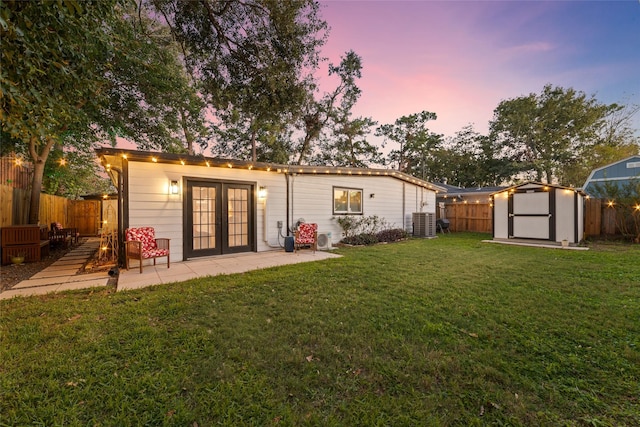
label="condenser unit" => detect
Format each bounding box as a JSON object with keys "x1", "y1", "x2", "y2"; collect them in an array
[
  {"x1": 412, "y1": 212, "x2": 436, "y2": 238},
  {"x1": 317, "y1": 232, "x2": 332, "y2": 250}
]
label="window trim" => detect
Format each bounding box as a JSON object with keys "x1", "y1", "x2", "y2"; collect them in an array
[{"x1": 333, "y1": 186, "x2": 363, "y2": 215}]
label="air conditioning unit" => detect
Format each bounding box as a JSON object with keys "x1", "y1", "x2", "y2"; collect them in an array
[
  {"x1": 413, "y1": 212, "x2": 436, "y2": 238},
  {"x1": 317, "y1": 232, "x2": 332, "y2": 250}
]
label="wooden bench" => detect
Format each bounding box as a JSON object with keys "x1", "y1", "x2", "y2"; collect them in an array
[
  {"x1": 49, "y1": 223, "x2": 79, "y2": 248},
  {"x1": 49, "y1": 229, "x2": 72, "y2": 248},
  {"x1": 1, "y1": 225, "x2": 50, "y2": 265}
]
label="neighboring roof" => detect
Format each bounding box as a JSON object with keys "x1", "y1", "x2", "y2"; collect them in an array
[
  {"x1": 491, "y1": 181, "x2": 585, "y2": 196},
  {"x1": 95, "y1": 148, "x2": 447, "y2": 193},
  {"x1": 435, "y1": 183, "x2": 507, "y2": 202},
  {"x1": 582, "y1": 155, "x2": 640, "y2": 194}
]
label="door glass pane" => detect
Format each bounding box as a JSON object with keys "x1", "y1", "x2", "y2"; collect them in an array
[
  {"x1": 228, "y1": 188, "x2": 249, "y2": 247},
  {"x1": 193, "y1": 185, "x2": 216, "y2": 250}
]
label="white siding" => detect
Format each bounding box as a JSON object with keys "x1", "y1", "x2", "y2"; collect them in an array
[
  {"x1": 126, "y1": 161, "x2": 438, "y2": 261},
  {"x1": 127, "y1": 161, "x2": 289, "y2": 263},
  {"x1": 289, "y1": 174, "x2": 436, "y2": 242}
]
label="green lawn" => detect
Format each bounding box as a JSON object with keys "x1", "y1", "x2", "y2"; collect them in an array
[{"x1": 1, "y1": 233, "x2": 639, "y2": 426}]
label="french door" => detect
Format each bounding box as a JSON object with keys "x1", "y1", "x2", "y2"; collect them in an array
[{"x1": 185, "y1": 180, "x2": 255, "y2": 258}]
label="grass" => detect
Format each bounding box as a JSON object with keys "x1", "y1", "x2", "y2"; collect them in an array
[{"x1": 1, "y1": 233, "x2": 639, "y2": 426}]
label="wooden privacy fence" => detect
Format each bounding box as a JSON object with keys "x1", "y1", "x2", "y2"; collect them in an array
[
  {"x1": 0, "y1": 184, "x2": 101, "y2": 235},
  {"x1": 441, "y1": 199, "x2": 621, "y2": 237},
  {"x1": 0, "y1": 155, "x2": 32, "y2": 190},
  {"x1": 443, "y1": 203, "x2": 492, "y2": 233}
]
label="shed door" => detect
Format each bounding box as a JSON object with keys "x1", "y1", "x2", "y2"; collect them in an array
[
  {"x1": 508, "y1": 189, "x2": 555, "y2": 240},
  {"x1": 185, "y1": 180, "x2": 255, "y2": 259}
]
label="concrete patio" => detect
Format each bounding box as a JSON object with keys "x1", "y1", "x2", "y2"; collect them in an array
[
  {"x1": 0, "y1": 237, "x2": 340, "y2": 299},
  {"x1": 117, "y1": 249, "x2": 341, "y2": 291}
]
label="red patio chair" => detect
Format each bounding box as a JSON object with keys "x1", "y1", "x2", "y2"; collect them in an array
[
  {"x1": 294, "y1": 223, "x2": 318, "y2": 253},
  {"x1": 125, "y1": 227, "x2": 170, "y2": 273}
]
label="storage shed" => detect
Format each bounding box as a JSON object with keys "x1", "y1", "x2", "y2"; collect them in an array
[{"x1": 492, "y1": 182, "x2": 584, "y2": 245}]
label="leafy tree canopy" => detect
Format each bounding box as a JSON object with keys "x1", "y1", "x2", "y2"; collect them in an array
[
  {"x1": 376, "y1": 111, "x2": 440, "y2": 174},
  {"x1": 489, "y1": 84, "x2": 614, "y2": 185}
]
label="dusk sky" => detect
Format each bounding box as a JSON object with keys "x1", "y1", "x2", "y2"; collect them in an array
[{"x1": 317, "y1": 0, "x2": 640, "y2": 140}]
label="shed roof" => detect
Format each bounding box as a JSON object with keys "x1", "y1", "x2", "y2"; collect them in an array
[
  {"x1": 490, "y1": 181, "x2": 585, "y2": 196},
  {"x1": 95, "y1": 148, "x2": 447, "y2": 193}
]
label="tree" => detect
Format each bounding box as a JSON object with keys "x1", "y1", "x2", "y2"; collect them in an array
[
  {"x1": 376, "y1": 111, "x2": 439, "y2": 174},
  {"x1": 43, "y1": 145, "x2": 115, "y2": 199},
  {"x1": 295, "y1": 50, "x2": 367, "y2": 165},
  {"x1": 590, "y1": 179, "x2": 640, "y2": 243},
  {"x1": 1, "y1": 1, "x2": 206, "y2": 223},
  {"x1": 150, "y1": 0, "x2": 328, "y2": 162},
  {"x1": 489, "y1": 84, "x2": 611, "y2": 185},
  {"x1": 2, "y1": 1, "x2": 121, "y2": 223},
  {"x1": 559, "y1": 102, "x2": 640, "y2": 186},
  {"x1": 431, "y1": 125, "x2": 517, "y2": 187},
  {"x1": 312, "y1": 117, "x2": 381, "y2": 167},
  {"x1": 308, "y1": 51, "x2": 381, "y2": 167}
]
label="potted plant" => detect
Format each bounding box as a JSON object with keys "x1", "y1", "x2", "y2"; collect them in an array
[{"x1": 11, "y1": 253, "x2": 25, "y2": 265}]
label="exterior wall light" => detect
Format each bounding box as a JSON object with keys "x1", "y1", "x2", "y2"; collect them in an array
[
  {"x1": 258, "y1": 186, "x2": 267, "y2": 199},
  {"x1": 170, "y1": 180, "x2": 179, "y2": 195}
]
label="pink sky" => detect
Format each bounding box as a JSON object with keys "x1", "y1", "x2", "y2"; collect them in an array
[{"x1": 317, "y1": 0, "x2": 640, "y2": 139}]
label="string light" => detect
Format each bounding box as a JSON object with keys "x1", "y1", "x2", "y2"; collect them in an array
[
  {"x1": 59, "y1": 158, "x2": 67, "y2": 166},
  {"x1": 152, "y1": 156, "x2": 157, "y2": 162}
]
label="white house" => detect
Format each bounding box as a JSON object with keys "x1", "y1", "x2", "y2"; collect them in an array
[
  {"x1": 492, "y1": 182, "x2": 585, "y2": 245},
  {"x1": 96, "y1": 149, "x2": 445, "y2": 264}
]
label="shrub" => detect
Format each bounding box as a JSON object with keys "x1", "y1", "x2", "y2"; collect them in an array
[
  {"x1": 334, "y1": 215, "x2": 390, "y2": 239},
  {"x1": 334, "y1": 215, "x2": 409, "y2": 246},
  {"x1": 341, "y1": 233, "x2": 379, "y2": 246},
  {"x1": 376, "y1": 228, "x2": 408, "y2": 243}
]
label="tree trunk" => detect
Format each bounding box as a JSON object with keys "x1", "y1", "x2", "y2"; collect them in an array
[
  {"x1": 251, "y1": 128, "x2": 257, "y2": 163},
  {"x1": 28, "y1": 136, "x2": 56, "y2": 224},
  {"x1": 180, "y1": 109, "x2": 194, "y2": 155}
]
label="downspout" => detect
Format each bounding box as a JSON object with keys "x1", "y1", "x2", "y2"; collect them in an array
[
  {"x1": 402, "y1": 182, "x2": 406, "y2": 231},
  {"x1": 285, "y1": 173, "x2": 290, "y2": 236}
]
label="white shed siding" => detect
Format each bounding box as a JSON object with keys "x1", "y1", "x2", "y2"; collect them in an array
[
  {"x1": 555, "y1": 189, "x2": 579, "y2": 243},
  {"x1": 493, "y1": 192, "x2": 509, "y2": 239},
  {"x1": 492, "y1": 183, "x2": 584, "y2": 244}
]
